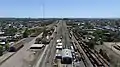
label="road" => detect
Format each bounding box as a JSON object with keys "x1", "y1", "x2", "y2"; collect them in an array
[
  {"x1": 34, "y1": 20, "x2": 62, "y2": 67},
  {"x1": 36, "y1": 20, "x2": 86, "y2": 67},
  {"x1": 0, "y1": 33, "x2": 44, "y2": 67},
  {"x1": 0, "y1": 20, "x2": 87, "y2": 67},
  {"x1": 62, "y1": 21, "x2": 85, "y2": 67},
  {"x1": 0, "y1": 22, "x2": 56, "y2": 67},
  {"x1": 61, "y1": 21, "x2": 72, "y2": 67}
]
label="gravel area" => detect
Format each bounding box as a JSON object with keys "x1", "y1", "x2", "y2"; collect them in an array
[{"x1": 95, "y1": 42, "x2": 120, "y2": 67}]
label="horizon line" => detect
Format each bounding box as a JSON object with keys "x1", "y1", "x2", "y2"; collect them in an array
[{"x1": 0, "y1": 17, "x2": 120, "y2": 19}]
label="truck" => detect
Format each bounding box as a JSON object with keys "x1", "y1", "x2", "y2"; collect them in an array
[
  {"x1": 9, "y1": 41, "x2": 24, "y2": 52},
  {"x1": 56, "y1": 39, "x2": 62, "y2": 43},
  {"x1": 57, "y1": 43, "x2": 62, "y2": 46},
  {"x1": 56, "y1": 45, "x2": 62, "y2": 50}
]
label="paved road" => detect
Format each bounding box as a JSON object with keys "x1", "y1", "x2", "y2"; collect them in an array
[
  {"x1": 34, "y1": 20, "x2": 86, "y2": 67},
  {"x1": 46, "y1": 21, "x2": 62, "y2": 67},
  {"x1": 61, "y1": 21, "x2": 86, "y2": 67},
  {"x1": 0, "y1": 33, "x2": 43, "y2": 67},
  {"x1": 38, "y1": 20, "x2": 62, "y2": 67},
  {"x1": 0, "y1": 22, "x2": 56, "y2": 67}
]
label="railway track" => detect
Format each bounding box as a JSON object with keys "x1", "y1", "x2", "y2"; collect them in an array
[{"x1": 72, "y1": 30, "x2": 110, "y2": 67}]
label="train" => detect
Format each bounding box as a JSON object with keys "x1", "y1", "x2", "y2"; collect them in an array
[{"x1": 61, "y1": 49, "x2": 72, "y2": 64}]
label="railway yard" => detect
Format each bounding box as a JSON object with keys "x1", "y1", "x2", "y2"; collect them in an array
[
  {"x1": 33, "y1": 20, "x2": 111, "y2": 67},
  {"x1": 0, "y1": 19, "x2": 120, "y2": 67}
]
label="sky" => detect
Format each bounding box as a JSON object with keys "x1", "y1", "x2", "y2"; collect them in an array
[{"x1": 0, "y1": 0, "x2": 120, "y2": 18}]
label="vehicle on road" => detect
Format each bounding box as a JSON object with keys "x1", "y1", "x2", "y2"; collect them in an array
[
  {"x1": 70, "y1": 46, "x2": 75, "y2": 53},
  {"x1": 9, "y1": 42, "x2": 24, "y2": 52},
  {"x1": 56, "y1": 39, "x2": 62, "y2": 43},
  {"x1": 56, "y1": 45, "x2": 62, "y2": 50},
  {"x1": 60, "y1": 36, "x2": 62, "y2": 39},
  {"x1": 29, "y1": 44, "x2": 45, "y2": 52},
  {"x1": 55, "y1": 49, "x2": 62, "y2": 59},
  {"x1": 57, "y1": 43, "x2": 62, "y2": 46}
]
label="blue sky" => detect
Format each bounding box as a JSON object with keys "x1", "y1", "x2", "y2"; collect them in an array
[{"x1": 0, "y1": 0, "x2": 120, "y2": 18}]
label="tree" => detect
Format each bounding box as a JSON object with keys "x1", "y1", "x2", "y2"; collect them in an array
[
  {"x1": 0, "y1": 45, "x2": 3, "y2": 56},
  {"x1": 5, "y1": 43, "x2": 9, "y2": 51},
  {"x1": 88, "y1": 40, "x2": 95, "y2": 49},
  {"x1": 5, "y1": 28, "x2": 17, "y2": 36},
  {"x1": 42, "y1": 27, "x2": 47, "y2": 37},
  {"x1": 100, "y1": 40, "x2": 103, "y2": 45},
  {"x1": 23, "y1": 28, "x2": 29, "y2": 38}
]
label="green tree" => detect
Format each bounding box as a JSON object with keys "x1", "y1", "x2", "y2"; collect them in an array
[
  {"x1": 5, "y1": 28, "x2": 17, "y2": 36},
  {"x1": 23, "y1": 28, "x2": 29, "y2": 38},
  {"x1": 88, "y1": 40, "x2": 95, "y2": 49},
  {"x1": 5, "y1": 43, "x2": 9, "y2": 51},
  {"x1": 42, "y1": 27, "x2": 47, "y2": 37},
  {"x1": 0, "y1": 45, "x2": 3, "y2": 56}
]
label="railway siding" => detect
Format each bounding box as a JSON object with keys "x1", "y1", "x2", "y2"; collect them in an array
[{"x1": 72, "y1": 30, "x2": 110, "y2": 67}]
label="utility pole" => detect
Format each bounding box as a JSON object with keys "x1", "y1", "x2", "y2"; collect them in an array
[
  {"x1": 42, "y1": 1, "x2": 45, "y2": 19},
  {"x1": 41, "y1": 0, "x2": 45, "y2": 20}
]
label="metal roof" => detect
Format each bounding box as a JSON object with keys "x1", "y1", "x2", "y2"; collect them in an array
[
  {"x1": 62, "y1": 49, "x2": 72, "y2": 58},
  {"x1": 0, "y1": 42, "x2": 5, "y2": 45},
  {"x1": 57, "y1": 39, "x2": 61, "y2": 43},
  {"x1": 57, "y1": 43, "x2": 62, "y2": 46},
  {"x1": 30, "y1": 44, "x2": 44, "y2": 48},
  {"x1": 56, "y1": 45, "x2": 62, "y2": 49}
]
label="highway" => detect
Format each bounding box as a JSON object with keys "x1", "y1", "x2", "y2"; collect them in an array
[
  {"x1": 33, "y1": 21, "x2": 62, "y2": 67},
  {"x1": 62, "y1": 21, "x2": 85, "y2": 67},
  {"x1": 62, "y1": 21, "x2": 72, "y2": 67}
]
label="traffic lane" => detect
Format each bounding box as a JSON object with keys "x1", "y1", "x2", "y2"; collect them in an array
[
  {"x1": 45, "y1": 21, "x2": 63, "y2": 67},
  {"x1": 62, "y1": 21, "x2": 66, "y2": 49},
  {"x1": 30, "y1": 48, "x2": 45, "y2": 67},
  {"x1": 47, "y1": 24, "x2": 62, "y2": 67},
  {"x1": 46, "y1": 21, "x2": 63, "y2": 67},
  {"x1": 22, "y1": 37, "x2": 35, "y2": 43},
  {"x1": 40, "y1": 22, "x2": 61, "y2": 67},
  {"x1": 45, "y1": 37, "x2": 58, "y2": 67},
  {"x1": 63, "y1": 21, "x2": 73, "y2": 67},
  {"x1": 65, "y1": 22, "x2": 71, "y2": 48},
  {"x1": 0, "y1": 33, "x2": 43, "y2": 67},
  {"x1": 62, "y1": 21, "x2": 85, "y2": 67},
  {"x1": 62, "y1": 21, "x2": 70, "y2": 49},
  {"x1": 0, "y1": 22, "x2": 52, "y2": 67}
]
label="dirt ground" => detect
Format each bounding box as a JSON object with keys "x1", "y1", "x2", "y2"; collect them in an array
[{"x1": 95, "y1": 42, "x2": 120, "y2": 67}]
